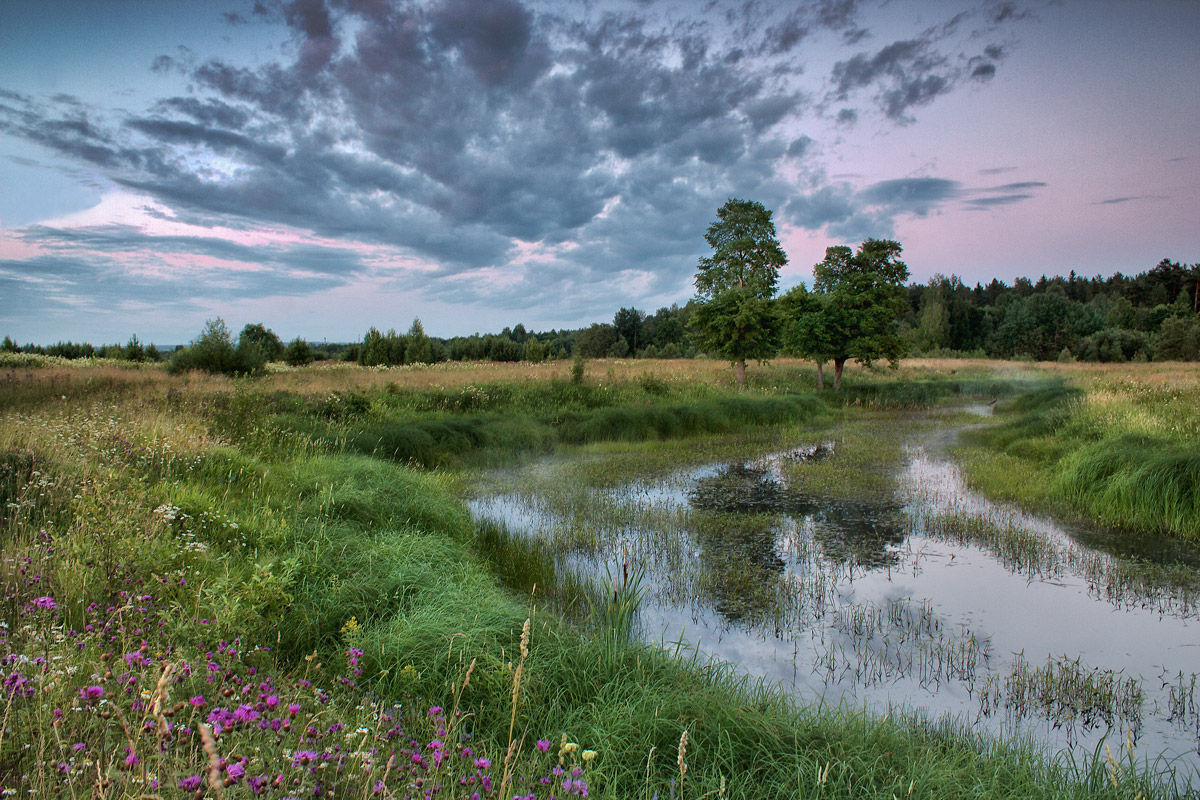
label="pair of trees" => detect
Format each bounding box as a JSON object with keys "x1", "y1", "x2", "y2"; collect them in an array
[{"x1": 690, "y1": 199, "x2": 909, "y2": 390}]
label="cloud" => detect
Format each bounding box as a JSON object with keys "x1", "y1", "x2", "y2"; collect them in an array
[
  {"x1": 0, "y1": 0, "x2": 1029, "y2": 320},
  {"x1": 987, "y1": 181, "x2": 1046, "y2": 191},
  {"x1": 781, "y1": 171, "x2": 1045, "y2": 239},
  {"x1": 965, "y1": 193, "x2": 1032, "y2": 208},
  {"x1": 1093, "y1": 195, "x2": 1167, "y2": 205},
  {"x1": 824, "y1": 2, "x2": 1024, "y2": 122},
  {"x1": 961, "y1": 179, "x2": 1045, "y2": 209},
  {"x1": 858, "y1": 177, "x2": 959, "y2": 214}
]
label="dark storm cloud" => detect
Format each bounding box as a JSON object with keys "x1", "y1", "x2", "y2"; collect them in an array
[
  {"x1": 0, "y1": 0, "x2": 1032, "y2": 314},
  {"x1": 826, "y1": 2, "x2": 1021, "y2": 123}
]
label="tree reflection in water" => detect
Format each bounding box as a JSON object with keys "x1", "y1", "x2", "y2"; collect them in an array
[{"x1": 687, "y1": 458, "x2": 905, "y2": 625}]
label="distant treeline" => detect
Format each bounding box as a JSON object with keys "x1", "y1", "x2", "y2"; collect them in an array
[
  {"x1": 5, "y1": 258, "x2": 1198, "y2": 369},
  {"x1": 902, "y1": 259, "x2": 1199, "y2": 362}
]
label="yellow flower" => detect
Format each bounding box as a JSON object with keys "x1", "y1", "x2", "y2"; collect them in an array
[{"x1": 581, "y1": 750, "x2": 597, "y2": 763}]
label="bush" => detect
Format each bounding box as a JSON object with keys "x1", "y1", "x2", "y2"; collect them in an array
[
  {"x1": 285, "y1": 337, "x2": 315, "y2": 366},
  {"x1": 168, "y1": 318, "x2": 267, "y2": 376}
]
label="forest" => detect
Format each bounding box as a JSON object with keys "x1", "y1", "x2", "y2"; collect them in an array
[{"x1": 5, "y1": 258, "x2": 1199, "y2": 368}]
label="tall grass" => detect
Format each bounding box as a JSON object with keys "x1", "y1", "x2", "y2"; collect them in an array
[
  {"x1": 962, "y1": 369, "x2": 1200, "y2": 542},
  {"x1": 0, "y1": 357, "x2": 1192, "y2": 797}
]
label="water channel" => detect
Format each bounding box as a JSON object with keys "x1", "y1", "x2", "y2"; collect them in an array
[{"x1": 467, "y1": 405, "x2": 1200, "y2": 779}]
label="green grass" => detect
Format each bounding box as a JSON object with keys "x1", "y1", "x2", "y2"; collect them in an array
[
  {"x1": 961, "y1": 376, "x2": 1200, "y2": 542},
  {"x1": 0, "y1": 360, "x2": 1193, "y2": 797}
]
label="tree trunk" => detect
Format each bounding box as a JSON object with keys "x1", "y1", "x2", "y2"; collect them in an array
[
  {"x1": 815, "y1": 361, "x2": 825, "y2": 390},
  {"x1": 736, "y1": 358, "x2": 747, "y2": 390},
  {"x1": 833, "y1": 357, "x2": 847, "y2": 390}
]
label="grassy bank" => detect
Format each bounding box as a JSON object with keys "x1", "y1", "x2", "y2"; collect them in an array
[
  {"x1": 957, "y1": 362, "x2": 1200, "y2": 544},
  {"x1": 0, "y1": 355, "x2": 1184, "y2": 797}
]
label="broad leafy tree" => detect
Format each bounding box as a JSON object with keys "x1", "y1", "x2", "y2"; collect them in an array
[
  {"x1": 691, "y1": 198, "x2": 787, "y2": 388},
  {"x1": 780, "y1": 284, "x2": 836, "y2": 389},
  {"x1": 794, "y1": 239, "x2": 911, "y2": 390},
  {"x1": 240, "y1": 323, "x2": 285, "y2": 362}
]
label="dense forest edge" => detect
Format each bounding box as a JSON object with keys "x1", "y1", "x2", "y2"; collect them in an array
[
  {"x1": 2, "y1": 356, "x2": 1197, "y2": 797},
  {"x1": 6, "y1": 257, "x2": 1200, "y2": 368}
]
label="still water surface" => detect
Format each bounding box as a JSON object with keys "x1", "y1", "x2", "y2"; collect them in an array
[{"x1": 469, "y1": 407, "x2": 1200, "y2": 776}]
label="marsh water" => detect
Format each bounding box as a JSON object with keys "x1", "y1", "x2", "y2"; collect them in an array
[{"x1": 467, "y1": 405, "x2": 1200, "y2": 777}]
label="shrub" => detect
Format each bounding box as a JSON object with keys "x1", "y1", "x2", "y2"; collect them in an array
[
  {"x1": 285, "y1": 336, "x2": 315, "y2": 366},
  {"x1": 168, "y1": 318, "x2": 267, "y2": 376}
]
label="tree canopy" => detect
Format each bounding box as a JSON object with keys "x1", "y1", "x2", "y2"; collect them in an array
[
  {"x1": 690, "y1": 198, "x2": 787, "y2": 388},
  {"x1": 787, "y1": 238, "x2": 910, "y2": 390},
  {"x1": 694, "y1": 199, "x2": 787, "y2": 301}
]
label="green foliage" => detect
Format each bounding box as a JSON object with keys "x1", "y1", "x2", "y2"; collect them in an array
[
  {"x1": 1077, "y1": 327, "x2": 1151, "y2": 362},
  {"x1": 1155, "y1": 316, "x2": 1200, "y2": 361},
  {"x1": 692, "y1": 199, "x2": 787, "y2": 388},
  {"x1": 405, "y1": 317, "x2": 434, "y2": 364},
  {"x1": 575, "y1": 323, "x2": 618, "y2": 358},
  {"x1": 990, "y1": 293, "x2": 1101, "y2": 360},
  {"x1": 690, "y1": 289, "x2": 780, "y2": 367},
  {"x1": 523, "y1": 337, "x2": 546, "y2": 362},
  {"x1": 487, "y1": 335, "x2": 522, "y2": 361},
  {"x1": 123, "y1": 333, "x2": 146, "y2": 362},
  {"x1": 780, "y1": 284, "x2": 835, "y2": 362},
  {"x1": 613, "y1": 307, "x2": 646, "y2": 353},
  {"x1": 792, "y1": 238, "x2": 911, "y2": 389},
  {"x1": 694, "y1": 198, "x2": 787, "y2": 300},
  {"x1": 240, "y1": 322, "x2": 285, "y2": 361},
  {"x1": 168, "y1": 317, "x2": 267, "y2": 376},
  {"x1": 285, "y1": 336, "x2": 315, "y2": 366}
]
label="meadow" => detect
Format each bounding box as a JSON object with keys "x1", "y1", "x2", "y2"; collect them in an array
[{"x1": 1, "y1": 352, "x2": 1195, "y2": 798}]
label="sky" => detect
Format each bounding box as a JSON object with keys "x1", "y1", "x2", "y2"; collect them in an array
[{"x1": 1, "y1": 0, "x2": 1198, "y2": 345}]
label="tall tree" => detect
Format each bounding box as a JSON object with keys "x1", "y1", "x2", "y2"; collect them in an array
[
  {"x1": 796, "y1": 239, "x2": 911, "y2": 390},
  {"x1": 613, "y1": 307, "x2": 646, "y2": 355},
  {"x1": 404, "y1": 318, "x2": 433, "y2": 365},
  {"x1": 691, "y1": 198, "x2": 787, "y2": 388}
]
